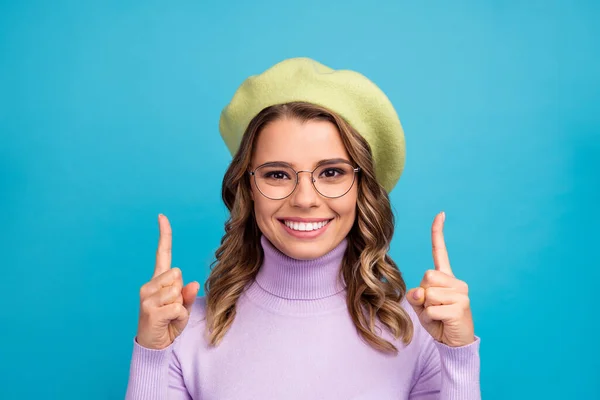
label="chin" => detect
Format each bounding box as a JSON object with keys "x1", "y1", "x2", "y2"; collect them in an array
[
  {"x1": 280, "y1": 243, "x2": 330, "y2": 260},
  {"x1": 273, "y1": 235, "x2": 339, "y2": 260}
]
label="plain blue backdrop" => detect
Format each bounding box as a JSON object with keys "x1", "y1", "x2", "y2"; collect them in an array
[{"x1": 1, "y1": 0, "x2": 598, "y2": 398}]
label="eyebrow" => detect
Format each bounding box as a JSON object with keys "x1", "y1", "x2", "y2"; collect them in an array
[{"x1": 260, "y1": 158, "x2": 352, "y2": 169}]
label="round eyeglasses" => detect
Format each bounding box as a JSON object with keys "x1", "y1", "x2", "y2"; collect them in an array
[{"x1": 249, "y1": 160, "x2": 360, "y2": 200}]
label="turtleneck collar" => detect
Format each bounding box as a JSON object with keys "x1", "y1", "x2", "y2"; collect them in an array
[{"x1": 241, "y1": 235, "x2": 349, "y2": 315}]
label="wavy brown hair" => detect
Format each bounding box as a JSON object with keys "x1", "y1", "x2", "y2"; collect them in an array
[{"x1": 204, "y1": 101, "x2": 413, "y2": 354}]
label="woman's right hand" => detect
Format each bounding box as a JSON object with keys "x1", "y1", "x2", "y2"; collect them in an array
[{"x1": 136, "y1": 214, "x2": 200, "y2": 350}]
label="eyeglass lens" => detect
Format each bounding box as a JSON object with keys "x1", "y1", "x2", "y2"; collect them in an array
[{"x1": 254, "y1": 162, "x2": 356, "y2": 199}]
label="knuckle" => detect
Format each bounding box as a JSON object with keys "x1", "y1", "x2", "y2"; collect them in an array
[
  {"x1": 169, "y1": 285, "x2": 180, "y2": 297},
  {"x1": 423, "y1": 306, "x2": 434, "y2": 319},
  {"x1": 140, "y1": 298, "x2": 152, "y2": 313},
  {"x1": 139, "y1": 283, "x2": 149, "y2": 298},
  {"x1": 423, "y1": 289, "x2": 436, "y2": 308},
  {"x1": 424, "y1": 269, "x2": 437, "y2": 283},
  {"x1": 462, "y1": 281, "x2": 469, "y2": 293},
  {"x1": 171, "y1": 267, "x2": 182, "y2": 279},
  {"x1": 462, "y1": 296, "x2": 471, "y2": 309},
  {"x1": 424, "y1": 286, "x2": 437, "y2": 299},
  {"x1": 174, "y1": 302, "x2": 186, "y2": 315}
]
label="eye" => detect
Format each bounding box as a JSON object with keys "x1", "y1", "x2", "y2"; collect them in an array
[
  {"x1": 263, "y1": 170, "x2": 291, "y2": 180},
  {"x1": 319, "y1": 168, "x2": 345, "y2": 178}
]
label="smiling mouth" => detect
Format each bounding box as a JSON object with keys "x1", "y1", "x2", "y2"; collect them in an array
[{"x1": 278, "y1": 219, "x2": 333, "y2": 232}]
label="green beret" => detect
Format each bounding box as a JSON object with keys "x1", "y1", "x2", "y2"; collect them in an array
[{"x1": 218, "y1": 57, "x2": 406, "y2": 193}]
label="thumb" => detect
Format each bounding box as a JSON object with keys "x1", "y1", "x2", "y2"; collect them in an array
[
  {"x1": 182, "y1": 281, "x2": 200, "y2": 314},
  {"x1": 406, "y1": 287, "x2": 425, "y2": 314}
]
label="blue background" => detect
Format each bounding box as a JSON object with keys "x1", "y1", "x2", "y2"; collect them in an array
[{"x1": 1, "y1": 0, "x2": 598, "y2": 398}]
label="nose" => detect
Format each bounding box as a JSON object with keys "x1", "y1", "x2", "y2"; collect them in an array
[{"x1": 289, "y1": 171, "x2": 318, "y2": 208}]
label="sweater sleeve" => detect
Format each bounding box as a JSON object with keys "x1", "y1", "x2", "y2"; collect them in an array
[
  {"x1": 409, "y1": 335, "x2": 481, "y2": 400},
  {"x1": 125, "y1": 337, "x2": 192, "y2": 400}
]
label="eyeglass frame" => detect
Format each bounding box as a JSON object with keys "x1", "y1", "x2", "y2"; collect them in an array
[{"x1": 248, "y1": 159, "x2": 361, "y2": 200}]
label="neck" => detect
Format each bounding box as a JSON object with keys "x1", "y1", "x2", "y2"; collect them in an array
[
  {"x1": 254, "y1": 235, "x2": 348, "y2": 300},
  {"x1": 241, "y1": 235, "x2": 349, "y2": 315}
]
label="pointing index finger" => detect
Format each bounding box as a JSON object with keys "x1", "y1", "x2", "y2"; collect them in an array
[
  {"x1": 432, "y1": 211, "x2": 453, "y2": 277},
  {"x1": 154, "y1": 214, "x2": 172, "y2": 278}
]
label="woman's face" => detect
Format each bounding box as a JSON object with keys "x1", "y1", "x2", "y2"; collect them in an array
[{"x1": 250, "y1": 117, "x2": 358, "y2": 260}]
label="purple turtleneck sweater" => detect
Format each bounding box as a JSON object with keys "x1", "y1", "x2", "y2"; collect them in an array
[{"x1": 126, "y1": 236, "x2": 481, "y2": 399}]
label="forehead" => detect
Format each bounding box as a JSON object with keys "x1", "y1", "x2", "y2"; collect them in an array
[{"x1": 251, "y1": 118, "x2": 350, "y2": 168}]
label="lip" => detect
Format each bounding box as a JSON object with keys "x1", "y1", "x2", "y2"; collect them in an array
[
  {"x1": 278, "y1": 218, "x2": 333, "y2": 239},
  {"x1": 278, "y1": 217, "x2": 333, "y2": 223}
]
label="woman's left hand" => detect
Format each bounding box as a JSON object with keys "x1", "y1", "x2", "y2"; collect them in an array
[{"x1": 406, "y1": 212, "x2": 475, "y2": 347}]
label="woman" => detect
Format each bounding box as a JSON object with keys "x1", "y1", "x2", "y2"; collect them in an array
[{"x1": 126, "y1": 58, "x2": 481, "y2": 399}]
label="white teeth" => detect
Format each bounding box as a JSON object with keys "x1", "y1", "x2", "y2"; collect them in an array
[{"x1": 284, "y1": 220, "x2": 330, "y2": 231}]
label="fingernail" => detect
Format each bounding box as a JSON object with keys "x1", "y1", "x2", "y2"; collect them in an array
[{"x1": 441, "y1": 211, "x2": 445, "y2": 222}]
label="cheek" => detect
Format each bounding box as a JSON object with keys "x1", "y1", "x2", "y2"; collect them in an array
[
  {"x1": 252, "y1": 192, "x2": 279, "y2": 226},
  {"x1": 330, "y1": 192, "x2": 358, "y2": 223},
  {"x1": 250, "y1": 181, "x2": 266, "y2": 219}
]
